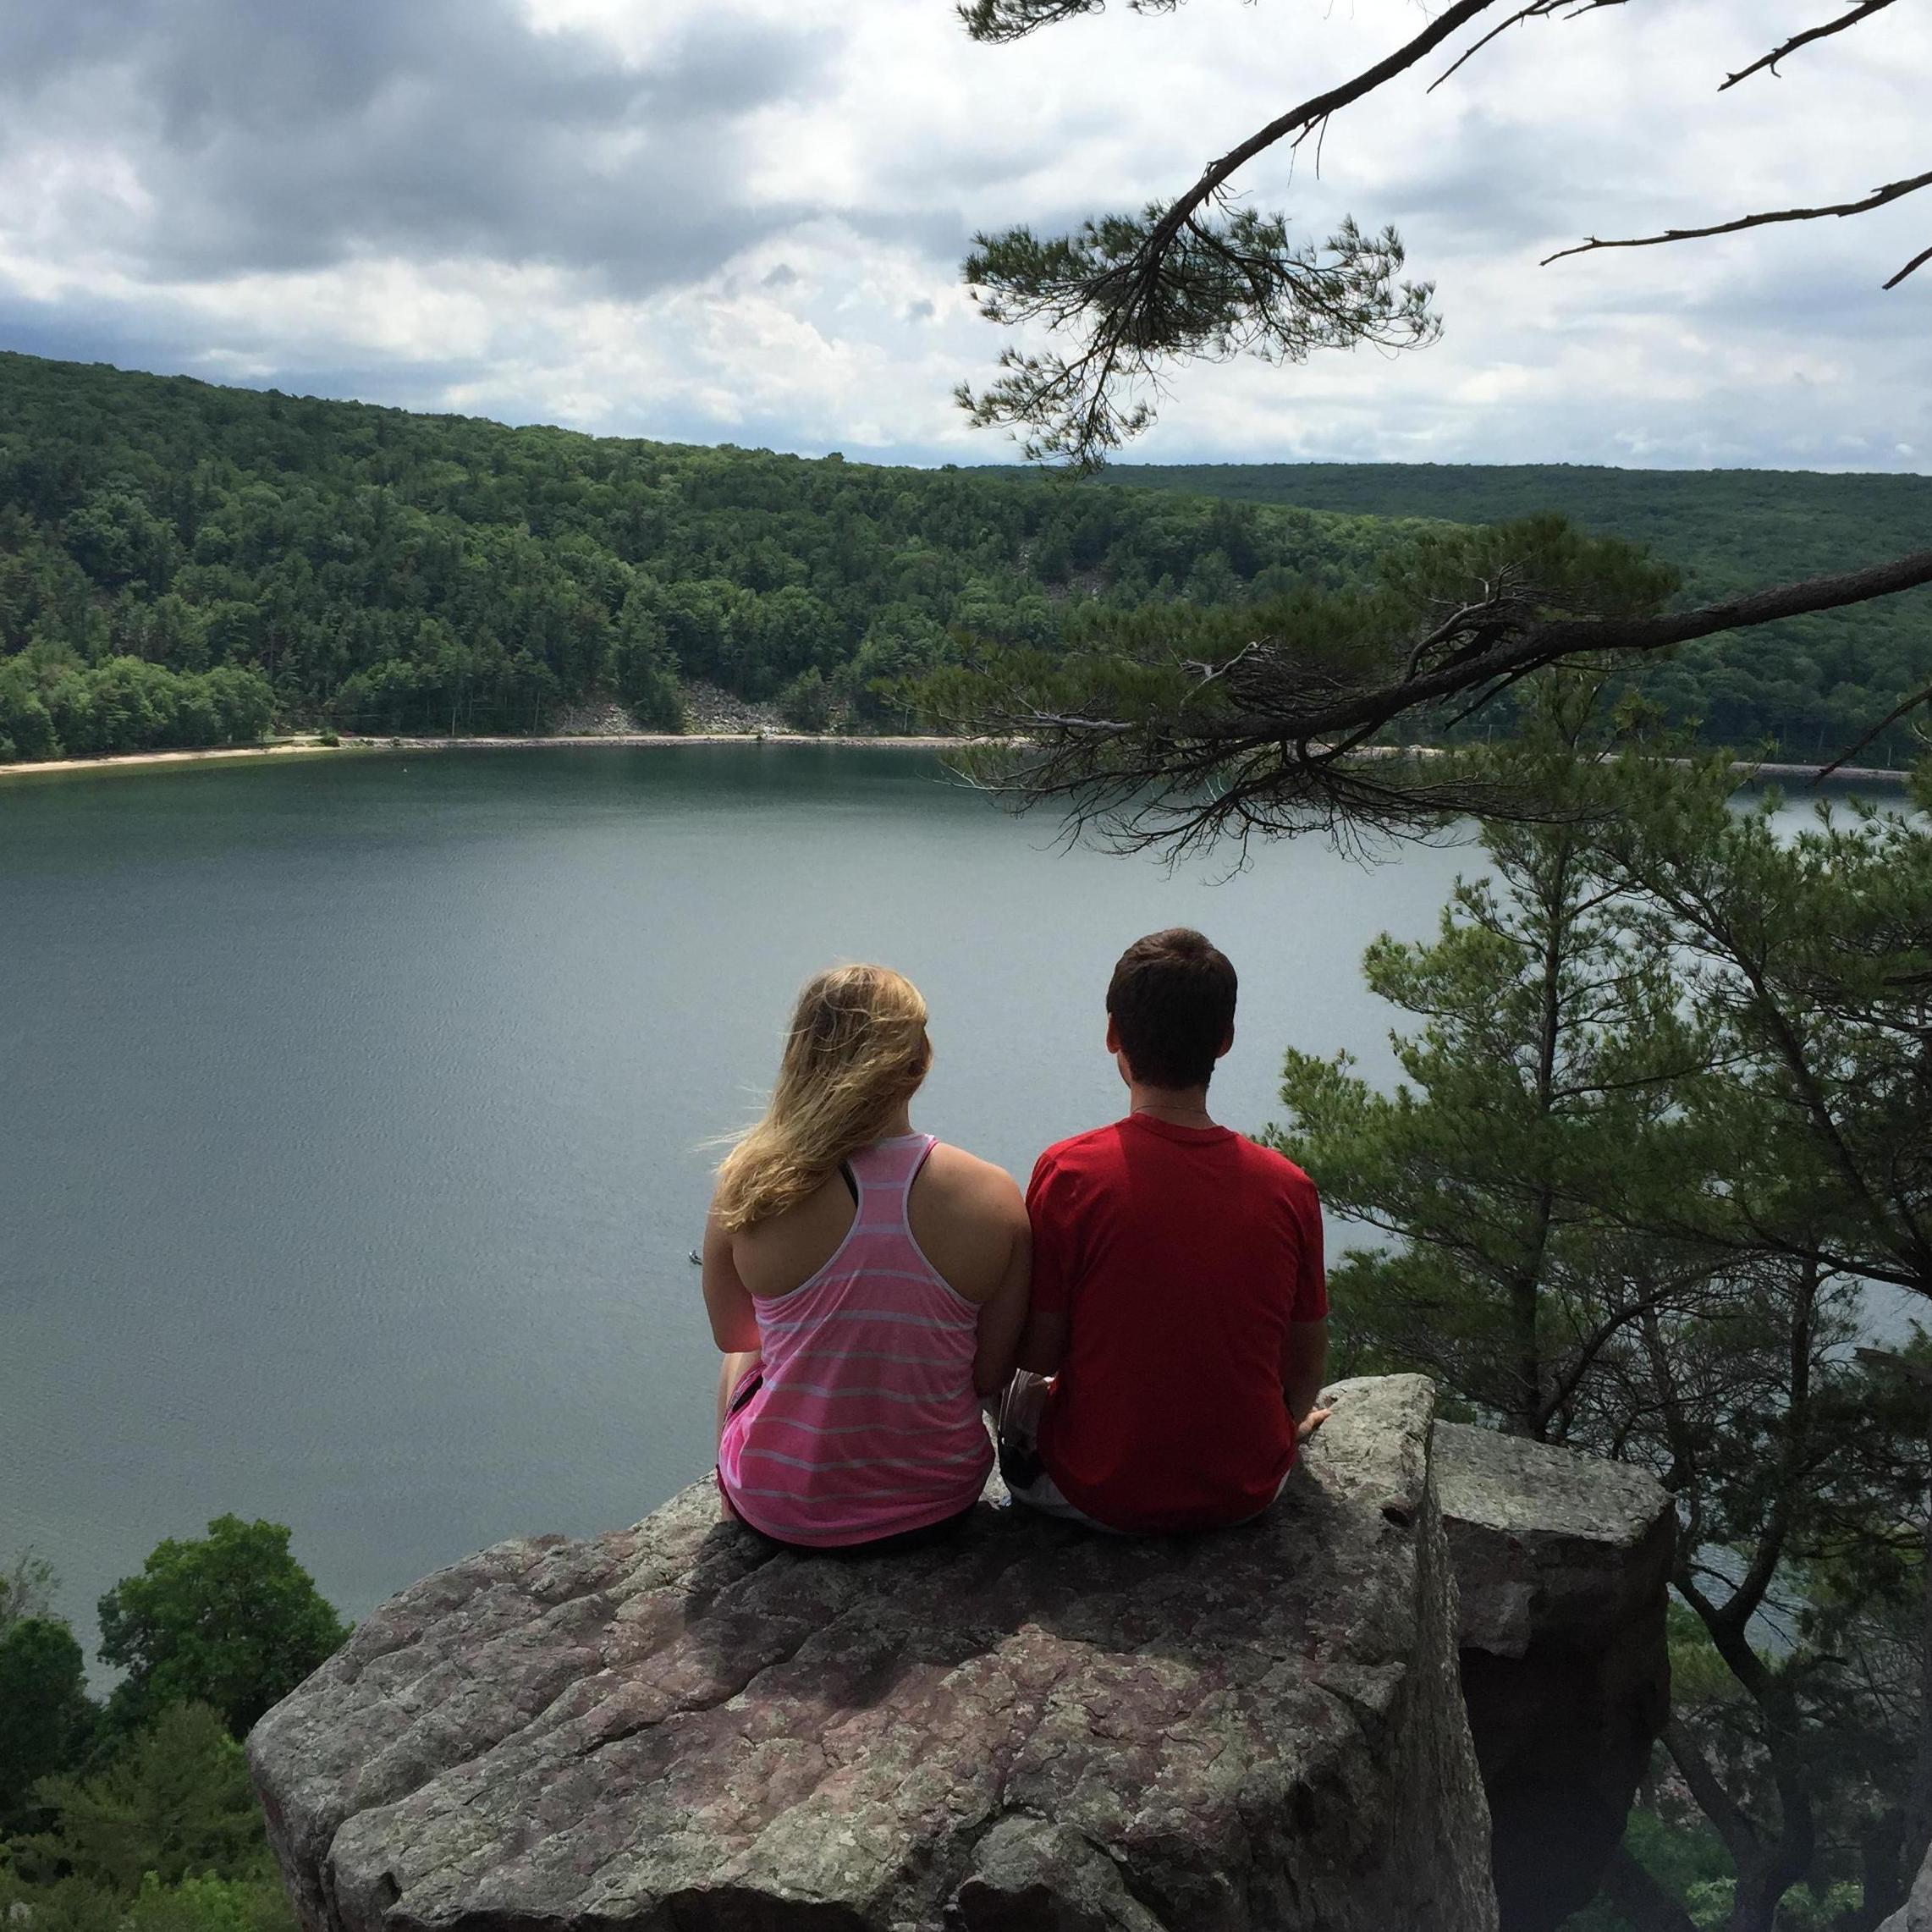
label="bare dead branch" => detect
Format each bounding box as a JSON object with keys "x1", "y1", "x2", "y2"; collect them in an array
[
  {"x1": 1720, "y1": 0, "x2": 1902, "y2": 91},
  {"x1": 1886, "y1": 240, "x2": 1932, "y2": 289},
  {"x1": 1430, "y1": 0, "x2": 1627, "y2": 94},
  {"x1": 1814, "y1": 679, "x2": 1932, "y2": 779},
  {"x1": 1544, "y1": 168, "x2": 1932, "y2": 272}
]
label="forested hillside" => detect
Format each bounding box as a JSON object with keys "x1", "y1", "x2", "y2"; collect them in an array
[
  {"x1": 1068, "y1": 461, "x2": 1932, "y2": 762},
  {"x1": 0, "y1": 354, "x2": 1403, "y2": 761},
  {"x1": 4, "y1": 351, "x2": 1926, "y2": 766}
]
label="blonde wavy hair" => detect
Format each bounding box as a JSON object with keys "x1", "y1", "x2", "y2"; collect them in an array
[{"x1": 713, "y1": 965, "x2": 932, "y2": 1231}]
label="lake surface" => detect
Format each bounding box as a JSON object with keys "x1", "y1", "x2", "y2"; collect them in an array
[{"x1": 0, "y1": 745, "x2": 1893, "y2": 1660}]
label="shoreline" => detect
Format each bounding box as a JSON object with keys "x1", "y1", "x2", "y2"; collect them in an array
[
  {"x1": 0, "y1": 734, "x2": 1914, "y2": 789},
  {"x1": 0, "y1": 731, "x2": 962, "y2": 781},
  {"x1": 1749, "y1": 759, "x2": 1913, "y2": 788}
]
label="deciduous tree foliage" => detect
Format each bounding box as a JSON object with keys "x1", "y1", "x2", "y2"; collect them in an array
[
  {"x1": 0, "y1": 1534, "x2": 328, "y2": 1932},
  {"x1": 0, "y1": 1620, "x2": 95, "y2": 1838},
  {"x1": 0, "y1": 1554, "x2": 58, "y2": 1632},
  {"x1": 0, "y1": 351, "x2": 1399, "y2": 760},
  {"x1": 8, "y1": 353, "x2": 1927, "y2": 772},
  {"x1": 96, "y1": 1517, "x2": 349, "y2": 1740}
]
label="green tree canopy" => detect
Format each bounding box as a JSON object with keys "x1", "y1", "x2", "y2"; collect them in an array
[
  {"x1": 96, "y1": 1518, "x2": 348, "y2": 1740},
  {"x1": 14, "y1": 1703, "x2": 272, "y2": 1894},
  {"x1": 0, "y1": 350, "x2": 1401, "y2": 760},
  {"x1": 0, "y1": 1617, "x2": 97, "y2": 1837},
  {"x1": 7, "y1": 352, "x2": 1929, "y2": 778}
]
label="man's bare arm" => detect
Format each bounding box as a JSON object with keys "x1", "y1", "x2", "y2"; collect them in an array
[
  {"x1": 1016, "y1": 1308, "x2": 1069, "y2": 1377},
  {"x1": 1282, "y1": 1319, "x2": 1330, "y2": 1442}
]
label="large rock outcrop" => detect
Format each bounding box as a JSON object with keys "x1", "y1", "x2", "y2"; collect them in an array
[
  {"x1": 251, "y1": 1375, "x2": 1497, "y2": 1932},
  {"x1": 1434, "y1": 1423, "x2": 1674, "y2": 1932}
]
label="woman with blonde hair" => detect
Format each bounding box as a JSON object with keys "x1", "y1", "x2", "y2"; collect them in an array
[{"x1": 702, "y1": 964, "x2": 1030, "y2": 1552}]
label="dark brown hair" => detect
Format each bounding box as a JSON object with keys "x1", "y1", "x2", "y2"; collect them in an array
[{"x1": 1106, "y1": 928, "x2": 1237, "y2": 1090}]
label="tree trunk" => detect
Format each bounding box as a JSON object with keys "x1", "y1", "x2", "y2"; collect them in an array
[
  {"x1": 1600, "y1": 1844, "x2": 1699, "y2": 1932},
  {"x1": 1905, "y1": 1441, "x2": 1932, "y2": 1882},
  {"x1": 1729, "y1": 1854, "x2": 1794, "y2": 1932},
  {"x1": 1509, "y1": 1272, "x2": 1542, "y2": 1436},
  {"x1": 1836, "y1": 1813, "x2": 1905, "y2": 1931}
]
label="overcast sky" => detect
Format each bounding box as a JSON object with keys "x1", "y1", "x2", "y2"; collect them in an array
[{"x1": 0, "y1": 0, "x2": 1924, "y2": 471}]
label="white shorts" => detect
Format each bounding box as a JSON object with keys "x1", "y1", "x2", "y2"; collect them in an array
[{"x1": 995, "y1": 1370, "x2": 1126, "y2": 1533}]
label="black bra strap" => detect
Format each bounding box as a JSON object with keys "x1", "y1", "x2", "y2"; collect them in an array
[{"x1": 839, "y1": 1160, "x2": 859, "y2": 1204}]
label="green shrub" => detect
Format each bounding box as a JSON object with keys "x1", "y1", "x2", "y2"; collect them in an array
[{"x1": 778, "y1": 668, "x2": 832, "y2": 733}]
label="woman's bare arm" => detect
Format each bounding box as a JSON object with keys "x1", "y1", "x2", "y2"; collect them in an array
[
  {"x1": 972, "y1": 1216, "x2": 1032, "y2": 1396},
  {"x1": 701, "y1": 1205, "x2": 762, "y2": 1354}
]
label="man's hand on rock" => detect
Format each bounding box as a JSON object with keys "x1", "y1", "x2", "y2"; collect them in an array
[{"x1": 1296, "y1": 1406, "x2": 1331, "y2": 1444}]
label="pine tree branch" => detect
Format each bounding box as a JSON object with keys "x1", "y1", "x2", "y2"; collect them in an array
[
  {"x1": 1300, "y1": 544, "x2": 1932, "y2": 742},
  {"x1": 963, "y1": 0, "x2": 1914, "y2": 461},
  {"x1": 1664, "y1": 1715, "x2": 1765, "y2": 1866},
  {"x1": 1138, "y1": 0, "x2": 1507, "y2": 262},
  {"x1": 930, "y1": 544, "x2": 1932, "y2": 845},
  {"x1": 959, "y1": 0, "x2": 1178, "y2": 47}
]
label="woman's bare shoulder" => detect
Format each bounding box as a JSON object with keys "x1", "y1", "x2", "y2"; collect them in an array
[{"x1": 922, "y1": 1142, "x2": 1027, "y2": 1220}]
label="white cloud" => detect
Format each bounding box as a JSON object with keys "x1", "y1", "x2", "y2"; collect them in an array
[{"x1": 0, "y1": 0, "x2": 1925, "y2": 472}]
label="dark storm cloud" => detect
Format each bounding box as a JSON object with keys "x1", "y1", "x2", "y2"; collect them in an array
[{"x1": 0, "y1": 0, "x2": 833, "y2": 292}]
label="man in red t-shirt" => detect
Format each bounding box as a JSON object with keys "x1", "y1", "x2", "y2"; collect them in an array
[{"x1": 1001, "y1": 927, "x2": 1329, "y2": 1533}]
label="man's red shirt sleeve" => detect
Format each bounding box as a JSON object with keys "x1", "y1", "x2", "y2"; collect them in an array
[
  {"x1": 1291, "y1": 1175, "x2": 1329, "y2": 1322},
  {"x1": 1024, "y1": 1149, "x2": 1076, "y2": 1317}
]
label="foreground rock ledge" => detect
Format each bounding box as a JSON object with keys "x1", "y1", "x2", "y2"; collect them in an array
[{"x1": 251, "y1": 1375, "x2": 1495, "y2": 1932}]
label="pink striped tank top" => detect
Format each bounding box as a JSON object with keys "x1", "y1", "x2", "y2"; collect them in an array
[{"x1": 717, "y1": 1133, "x2": 994, "y2": 1547}]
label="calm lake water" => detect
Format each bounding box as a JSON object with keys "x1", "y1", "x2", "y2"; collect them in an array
[{"x1": 0, "y1": 745, "x2": 1896, "y2": 1658}]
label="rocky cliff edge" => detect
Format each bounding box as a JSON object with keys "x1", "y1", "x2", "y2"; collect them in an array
[{"x1": 250, "y1": 1376, "x2": 1671, "y2": 1932}]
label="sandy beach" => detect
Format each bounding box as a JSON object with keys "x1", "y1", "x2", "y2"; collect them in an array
[{"x1": 0, "y1": 732, "x2": 965, "y2": 780}]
